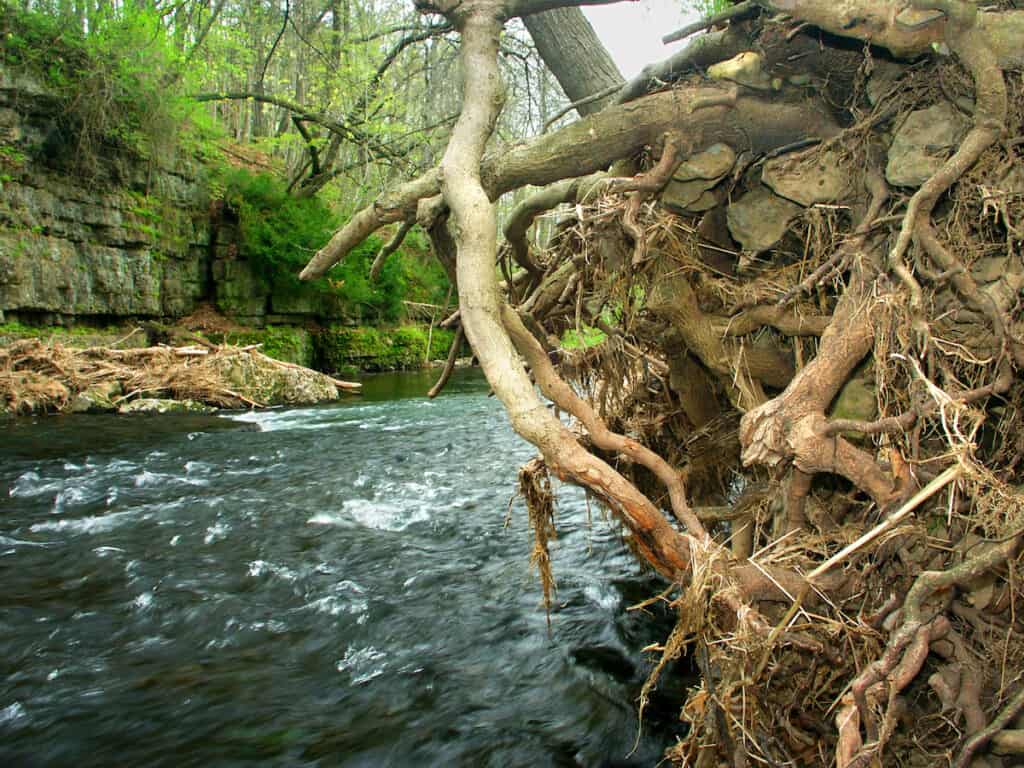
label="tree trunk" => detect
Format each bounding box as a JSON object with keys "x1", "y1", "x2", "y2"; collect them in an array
[{"x1": 522, "y1": 7, "x2": 623, "y2": 116}]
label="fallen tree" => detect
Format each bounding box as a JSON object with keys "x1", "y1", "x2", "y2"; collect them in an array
[{"x1": 303, "y1": 1, "x2": 1024, "y2": 765}]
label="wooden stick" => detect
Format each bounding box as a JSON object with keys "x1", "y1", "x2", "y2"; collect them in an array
[
  {"x1": 254, "y1": 350, "x2": 362, "y2": 390},
  {"x1": 807, "y1": 464, "x2": 962, "y2": 580}
]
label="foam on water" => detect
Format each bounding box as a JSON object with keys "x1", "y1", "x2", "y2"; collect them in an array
[
  {"x1": 224, "y1": 407, "x2": 340, "y2": 433},
  {"x1": 336, "y1": 646, "x2": 387, "y2": 685},
  {"x1": 0, "y1": 369, "x2": 672, "y2": 766},
  {"x1": 9, "y1": 471, "x2": 60, "y2": 498},
  {"x1": 343, "y1": 498, "x2": 429, "y2": 532},
  {"x1": 304, "y1": 595, "x2": 368, "y2": 620},
  {"x1": 306, "y1": 511, "x2": 354, "y2": 527},
  {"x1": 0, "y1": 534, "x2": 53, "y2": 548},
  {"x1": 0, "y1": 702, "x2": 27, "y2": 726},
  {"x1": 203, "y1": 521, "x2": 230, "y2": 544},
  {"x1": 247, "y1": 559, "x2": 298, "y2": 581},
  {"x1": 30, "y1": 509, "x2": 139, "y2": 535}
]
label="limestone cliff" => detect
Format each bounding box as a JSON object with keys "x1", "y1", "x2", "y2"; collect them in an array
[
  {"x1": 0, "y1": 69, "x2": 217, "y2": 324},
  {"x1": 0, "y1": 70, "x2": 340, "y2": 328}
]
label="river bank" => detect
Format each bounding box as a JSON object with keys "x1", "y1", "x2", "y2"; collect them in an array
[{"x1": 0, "y1": 313, "x2": 468, "y2": 415}]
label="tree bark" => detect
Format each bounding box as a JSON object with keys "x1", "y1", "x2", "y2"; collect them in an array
[{"x1": 522, "y1": 6, "x2": 623, "y2": 116}]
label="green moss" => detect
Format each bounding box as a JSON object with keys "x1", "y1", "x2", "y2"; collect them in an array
[
  {"x1": 0, "y1": 321, "x2": 121, "y2": 336},
  {"x1": 207, "y1": 326, "x2": 314, "y2": 367},
  {"x1": 315, "y1": 324, "x2": 457, "y2": 372},
  {"x1": 123, "y1": 192, "x2": 191, "y2": 250},
  {"x1": 0, "y1": 321, "x2": 137, "y2": 348}
]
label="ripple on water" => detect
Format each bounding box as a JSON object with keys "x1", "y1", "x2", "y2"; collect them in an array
[
  {"x1": 9, "y1": 471, "x2": 58, "y2": 498},
  {"x1": 336, "y1": 646, "x2": 387, "y2": 685},
  {"x1": 0, "y1": 702, "x2": 28, "y2": 727},
  {"x1": 247, "y1": 559, "x2": 298, "y2": 581},
  {"x1": 304, "y1": 595, "x2": 368, "y2": 621},
  {"x1": 344, "y1": 498, "x2": 430, "y2": 532},
  {"x1": 0, "y1": 370, "x2": 674, "y2": 765},
  {"x1": 30, "y1": 509, "x2": 138, "y2": 535},
  {"x1": 133, "y1": 469, "x2": 209, "y2": 489},
  {"x1": 224, "y1": 408, "x2": 340, "y2": 433},
  {"x1": 204, "y1": 522, "x2": 230, "y2": 544}
]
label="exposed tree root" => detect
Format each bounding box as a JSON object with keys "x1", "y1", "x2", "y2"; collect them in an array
[{"x1": 302, "y1": 1, "x2": 1024, "y2": 764}]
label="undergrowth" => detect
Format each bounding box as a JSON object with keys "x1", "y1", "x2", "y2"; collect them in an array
[{"x1": 0, "y1": 3, "x2": 208, "y2": 177}]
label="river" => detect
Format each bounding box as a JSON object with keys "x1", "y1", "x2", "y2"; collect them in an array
[{"x1": 0, "y1": 369, "x2": 683, "y2": 767}]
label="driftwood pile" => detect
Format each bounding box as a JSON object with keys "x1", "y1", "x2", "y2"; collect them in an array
[{"x1": 0, "y1": 335, "x2": 358, "y2": 414}]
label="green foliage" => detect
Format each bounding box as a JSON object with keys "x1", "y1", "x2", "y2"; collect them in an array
[
  {"x1": 316, "y1": 325, "x2": 457, "y2": 372},
  {"x1": 329, "y1": 237, "x2": 407, "y2": 323},
  {"x1": 1, "y1": 3, "x2": 208, "y2": 175},
  {"x1": 560, "y1": 325, "x2": 606, "y2": 350},
  {"x1": 222, "y1": 167, "x2": 399, "y2": 322},
  {"x1": 221, "y1": 167, "x2": 449, "y2": 324},
  {"x1": 689, "y1": 0, "x2": 732, "y2": 17},
  {"x1": 221, "y1": 168, "x2": 336, "y2": 289},
  {"x1": 395, "y1": 229, "x2": 452, "y2": 307}
]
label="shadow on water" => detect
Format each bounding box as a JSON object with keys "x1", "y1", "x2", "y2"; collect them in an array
[{"x1": 0, "y1": 368, "x2": 688, "y2": 767}]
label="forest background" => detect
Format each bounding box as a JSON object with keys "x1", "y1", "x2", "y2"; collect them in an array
[{"x1": 0, "y1": 0, "x2": 714, "y2": 328}]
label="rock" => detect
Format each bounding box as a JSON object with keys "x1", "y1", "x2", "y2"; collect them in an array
[
  {"x1": 214, "y1": 326, "x2": 316, "y2": 368},
  {"x1": 726, "y1": 186, "x2": 803, "y2": 252},
  {"x1": 662, "y1": 180, "x2": 720, "y2": 213},
  {"x1": 212, "y1": 259, "x2": 270, "y2": 319},
  {"x1": 707, "y1": 52, "x2": 774, "y2": 91},
  {"x1": 211, "y1": 354, "x2": 339, "y2": 405},
  {"x1": 886, "y1": 103, "x2": 970, "y2": 187},
  {"x1": 675, "y1": 144, "x2": 736, "y2": 182},
  {"x1": 118, "y1": 398, "x2": 215, "y2": 414},
  {"x1": 660, "y1": 144, "x2": 734, "y2": 214},
  {"x1": 829, "y1": 376, "x2": 877, "y2": 439},
  {"x1": 70, "y1": 380, "x2": 123, "y2": 413},
  {"x1": 763, "y1": 149, "x2": 850, "y2": 206},
  {"x1": 894, "y1": 7, "x2": 945, "y2": 30}
]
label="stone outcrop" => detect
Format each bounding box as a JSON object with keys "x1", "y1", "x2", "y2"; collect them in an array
[
  {"x1": 0, "y1": 70, "x2": 344, "y2": 328},
  {"x1": 0, "y1": 71, "x2": 214, "y2": 324}
]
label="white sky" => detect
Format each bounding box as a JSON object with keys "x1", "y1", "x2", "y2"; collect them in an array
[{"x1": 583, "y1": 1, "x2": 700, "y2": 79}]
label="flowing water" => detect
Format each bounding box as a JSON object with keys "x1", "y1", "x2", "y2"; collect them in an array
[{"x1": 0, "y1": 369, "x2": 683, "y2": 767}]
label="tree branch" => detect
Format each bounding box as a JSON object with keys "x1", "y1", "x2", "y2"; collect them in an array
[
  {"x1": 301, "y1": 85, "x2": 838, "y2": 279},
  {"x1": 662, "y1": 0, "x2": 757, "y2": 44}
]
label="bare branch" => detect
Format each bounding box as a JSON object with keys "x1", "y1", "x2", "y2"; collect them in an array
[
  {"x1": 300, "y1": 85, "x2": 838, "y2": 279},
  {"x1": 662, "y1": 0, "x2": 757, "y2": 44},
  {"x1": 370, "y1": 220, "x2": 415, "y2": 281},
  {"x1": 191, "y1": 91, "x2": 404, "y2": 162}
]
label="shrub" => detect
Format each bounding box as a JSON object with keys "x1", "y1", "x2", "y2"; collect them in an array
[
  {"x1": 1, "y1": 4, "x2": 192, "y2": 175},
  {"x1": 221, "y1": 168, "x2": 428, "y2": 323}
]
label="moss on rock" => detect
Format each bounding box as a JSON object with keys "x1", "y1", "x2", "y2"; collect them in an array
[
  {"x1": 315, "y1": 325, "x2": 456, "y2": 373},
  {"x1": 208, "y1": 326, "x2": 314, "y2": 367}
]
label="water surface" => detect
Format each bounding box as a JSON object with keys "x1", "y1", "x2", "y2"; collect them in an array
[{"x1": 1, "y1": 369, "x2": 682, "y2": 767}]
